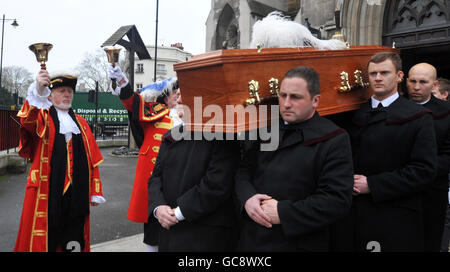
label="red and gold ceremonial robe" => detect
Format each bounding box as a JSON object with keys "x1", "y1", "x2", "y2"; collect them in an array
[
  {"x1": 121, "y1": 91, "x2": 173, "y2": 223},
  {"x1": 14, "y1": 101, "x2": 104, "y2": 252}
]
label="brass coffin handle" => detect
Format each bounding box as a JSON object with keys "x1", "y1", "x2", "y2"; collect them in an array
[
  {"x1": 245, "y1": 80, "x2": 261, "y2": 105},
  {"x1": 338, "y1": 70, "x2": 369, "y2": 93},
  {"x1": 339, "y1": 71, "x2": 351, "y2": 92},
  {"x1": 269, "y1": 78, "x2": 279, "y2": 96},
  {"x1": 244, "y1": 78, "x2": 282, "y2": 106},
  {"x1": 354, "y1": 70, "x2": 369, "y2": 88}
]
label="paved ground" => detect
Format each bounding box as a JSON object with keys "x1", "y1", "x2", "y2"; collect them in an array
[
  {"x1": 0, "y1": 147, "x2": 146, "y2": 252},
  {"x1": 91, "y1": 233, "x2": 146, "y2": 252}
]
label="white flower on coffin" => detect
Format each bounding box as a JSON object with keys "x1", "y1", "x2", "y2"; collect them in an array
[{"x1": 249, "y1": 11, "x2": 347, "y2": 50}]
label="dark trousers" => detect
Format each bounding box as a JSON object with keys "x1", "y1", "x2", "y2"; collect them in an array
[
  {"x1": 158, "y1": 222, "x2": 237, "y2": 252},
  {"x1": 143, "y1": 221, "x2": 159, "y2": 246},
  {"x1": 441, "y1": 203, "x2": 450, "y2": 252},
  {"x1": 423, "y1": 189, "x2": 448, "y2": 251}
]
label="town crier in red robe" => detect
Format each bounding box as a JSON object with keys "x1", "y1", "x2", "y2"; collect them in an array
[
  {"x1": 15, "y1": 68, "x2": 105, "y2": 252},
  {"x1": 108, "y1": 65, "x2": 182, "y2": 251}
]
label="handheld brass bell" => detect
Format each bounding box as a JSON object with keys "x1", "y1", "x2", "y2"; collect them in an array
[
  {"x1": 29, "y1": 43, "x2": 53, "y2": 70},
  {"x1": 104, "y1": 46, "x2": 122, "y2": 90}
]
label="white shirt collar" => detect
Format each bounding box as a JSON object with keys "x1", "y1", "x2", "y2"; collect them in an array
[
  {"x1": 55, "y1": 108, "x2": 81, "y2": 142},
  {"x1": 371, "y1": 92, "x2": 399, "y2": 108},
  {"x1": 418, "y1": 97, "x2": 431, "y2": 105}
]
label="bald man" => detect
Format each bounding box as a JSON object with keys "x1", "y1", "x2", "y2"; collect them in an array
[
  {"x1": 332, "y1": 53, "x2": 437, "y2": 252},
  {"x1": 407, "y1": 63, "x2": 450, "y2": 251}
]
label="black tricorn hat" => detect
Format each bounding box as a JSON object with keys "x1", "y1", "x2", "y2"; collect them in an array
[{"x1": 49, "y1": 69, "x2": 79, "y2": 91}]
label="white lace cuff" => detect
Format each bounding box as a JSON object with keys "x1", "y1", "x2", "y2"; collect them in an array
[
  {"x1": 26, "y1": 82, "x2": 52, "y2": 109},
  {"x1": 91, "y1": 195, "x2": 106, "y2": 204}
]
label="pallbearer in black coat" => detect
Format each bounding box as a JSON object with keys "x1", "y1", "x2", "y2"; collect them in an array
[
  {"x1": 332, "y1": 53, "x2": 437, "y2": 252},
  {"x1": 148, "y1": 127, "x2": 240, "y2": 252},
  {"x1": 235, "y1": 66, "x2": 354, "y2": 251},
  {"x1": 407, "y1": 63, "x2": 450, "y2": 252}
]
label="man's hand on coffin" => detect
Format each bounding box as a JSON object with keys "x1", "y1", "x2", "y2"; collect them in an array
[
  {"x1": 261, "y1": 199, "x2": 280, "y2": 225},
  {"x1": 36, "y1": 69, "x2": 50, "y2": 95},
  {"x1": 244, "y1": 194, "x2": 273, "y2": 228},
  {"x1": 155, "y1": 205, "x2": 179, "y2": 230},
  {"x1": 108, "y1": 65, "x2": 129, "y2": 94},
  {"x1": 353, "y1": 174, "x2": 371, "y2": 195}
]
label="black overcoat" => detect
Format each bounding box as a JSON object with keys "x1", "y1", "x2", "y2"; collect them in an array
[
  {"x1": 333, "y1": 96, "x2": 437, "y2": 252},
  {"x1": 422, "y1": 95, "x2": 450, "y2": 251},
  {"x1": 235, "y1": 113, "x2": 354, "y2": 251},
  {"x1": 148, "y1": 127, "x2": 240, "y2": 251}
]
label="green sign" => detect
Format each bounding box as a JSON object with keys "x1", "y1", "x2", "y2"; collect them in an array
[{"x1": 72, "y1": 92, "x2": 128, "y2": 125}]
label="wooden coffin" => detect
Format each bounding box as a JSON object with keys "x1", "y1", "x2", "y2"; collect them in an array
[{"x1": 174, "y1": 45, "x2": 398, "y2": 132}]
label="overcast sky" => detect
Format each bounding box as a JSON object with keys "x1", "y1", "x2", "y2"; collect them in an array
[{"x1": 1, "y1": 0, "x2": 211, "y2": 75}]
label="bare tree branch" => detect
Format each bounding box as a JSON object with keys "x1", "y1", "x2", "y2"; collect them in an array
[
  {"x1": 1, "y1": 66, "x2": 34, "y2": 98},
  {"x1": 76, "y1": 48, "x2": 127, "y2": 92}
]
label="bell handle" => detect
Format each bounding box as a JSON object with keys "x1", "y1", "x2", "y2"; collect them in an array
[
  {"x1": 110, "y1": 62, "x2": 117, "y2": 89},
  {"x1": 111, "y1": 79, "x2": 117, "y2": 90}
]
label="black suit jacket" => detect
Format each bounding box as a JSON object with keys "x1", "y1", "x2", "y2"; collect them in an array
[
  {"x1": 423, "y1": 96, "x2": 450, "y2": 189},
  {"x1": 235, "y1": 113, "x2": 354, "y2": 251},
  {"x1": 148, "y1": 127, "x2": 240, "y2": 251},
  {"x1": 343, "y1": 96, "x2": 437, "y2": 251},
  {"x1": 421, "y1": 95, "x2": 450, "y2": 251}
]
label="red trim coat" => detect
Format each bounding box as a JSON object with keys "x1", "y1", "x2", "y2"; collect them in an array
[
  {"x1": 14, "y1": 101, "x2": 104, "y2": 252},
  {"x1": 121, "y1": 92, "x2": 173, "y2": 223}
]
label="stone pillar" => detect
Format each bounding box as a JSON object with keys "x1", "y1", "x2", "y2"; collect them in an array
[{"x1": 341, "y1": 0, "x2": 386, "y2": 46}]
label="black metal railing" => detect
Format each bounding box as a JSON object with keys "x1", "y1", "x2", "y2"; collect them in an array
[
  {"x1": 92, "y1": 124, "x2": 129, "y2": 141},
  {"x1": 0, "y1": 107, "x2": 20, "y2": 152}
]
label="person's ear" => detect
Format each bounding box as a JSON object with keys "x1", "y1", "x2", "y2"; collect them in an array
[
  {"x1": 397, "y1": 71, "x2": 404, "y2": 83},
  {"x1": 312, "y1": 94, "x2": 320, "y2": 108},
  {"x1": 432, "y1": 80, "x2": 439, "y2": 92}
]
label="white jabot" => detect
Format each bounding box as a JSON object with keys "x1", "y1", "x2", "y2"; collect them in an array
[
  {"x1": 26, "y1": 82, "x2": 52, "y2": 109},
  {"x1": 25, "y1": 83, "x2": 106, "y2": 205},
  {"x1": 371, "y1": 92, "x2": 399, "y2": 108},
  {"x1": 55, "y1": 108, "x2": 81, "y2": 142}
]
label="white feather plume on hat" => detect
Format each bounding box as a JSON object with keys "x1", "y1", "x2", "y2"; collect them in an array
[
  {"x1": 140, "y1": 77, "x2": 178, "y2": 103},
  {"x1": 249, "y1": 11, "x2": 346, "y2": 50}
]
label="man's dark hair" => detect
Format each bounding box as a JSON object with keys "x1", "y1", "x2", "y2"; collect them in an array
[
  {"x1": 283, "y1": 66, "x2": 320, "y2": 97},
  {"x1": 368, "y1": 52, "x2": 402, "y2": 72},
  {"x1": 437, "y1": 77, "x2": 450, "y2": 93},
  {"x1": 437, "y1": 77, "x2": 450, "y2": 101}
]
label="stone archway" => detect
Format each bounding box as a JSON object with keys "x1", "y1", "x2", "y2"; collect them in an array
[
  {"x1": 382, "y1": 0, "x2": 450, "y2": 78},
  {"x1": 215, "y1": 3, "x2": 240, "y2": 50},
  {"x1": 383, "y1": 0, "x2": 450, "y2": 48},
  {"x1": 339, "y1": 0, "x2": 450, "y2": 77}
]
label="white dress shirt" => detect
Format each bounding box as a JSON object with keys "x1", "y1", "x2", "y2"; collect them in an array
[{"x1": 371, "y1": 92, "x2": 399, "y2": 108}]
